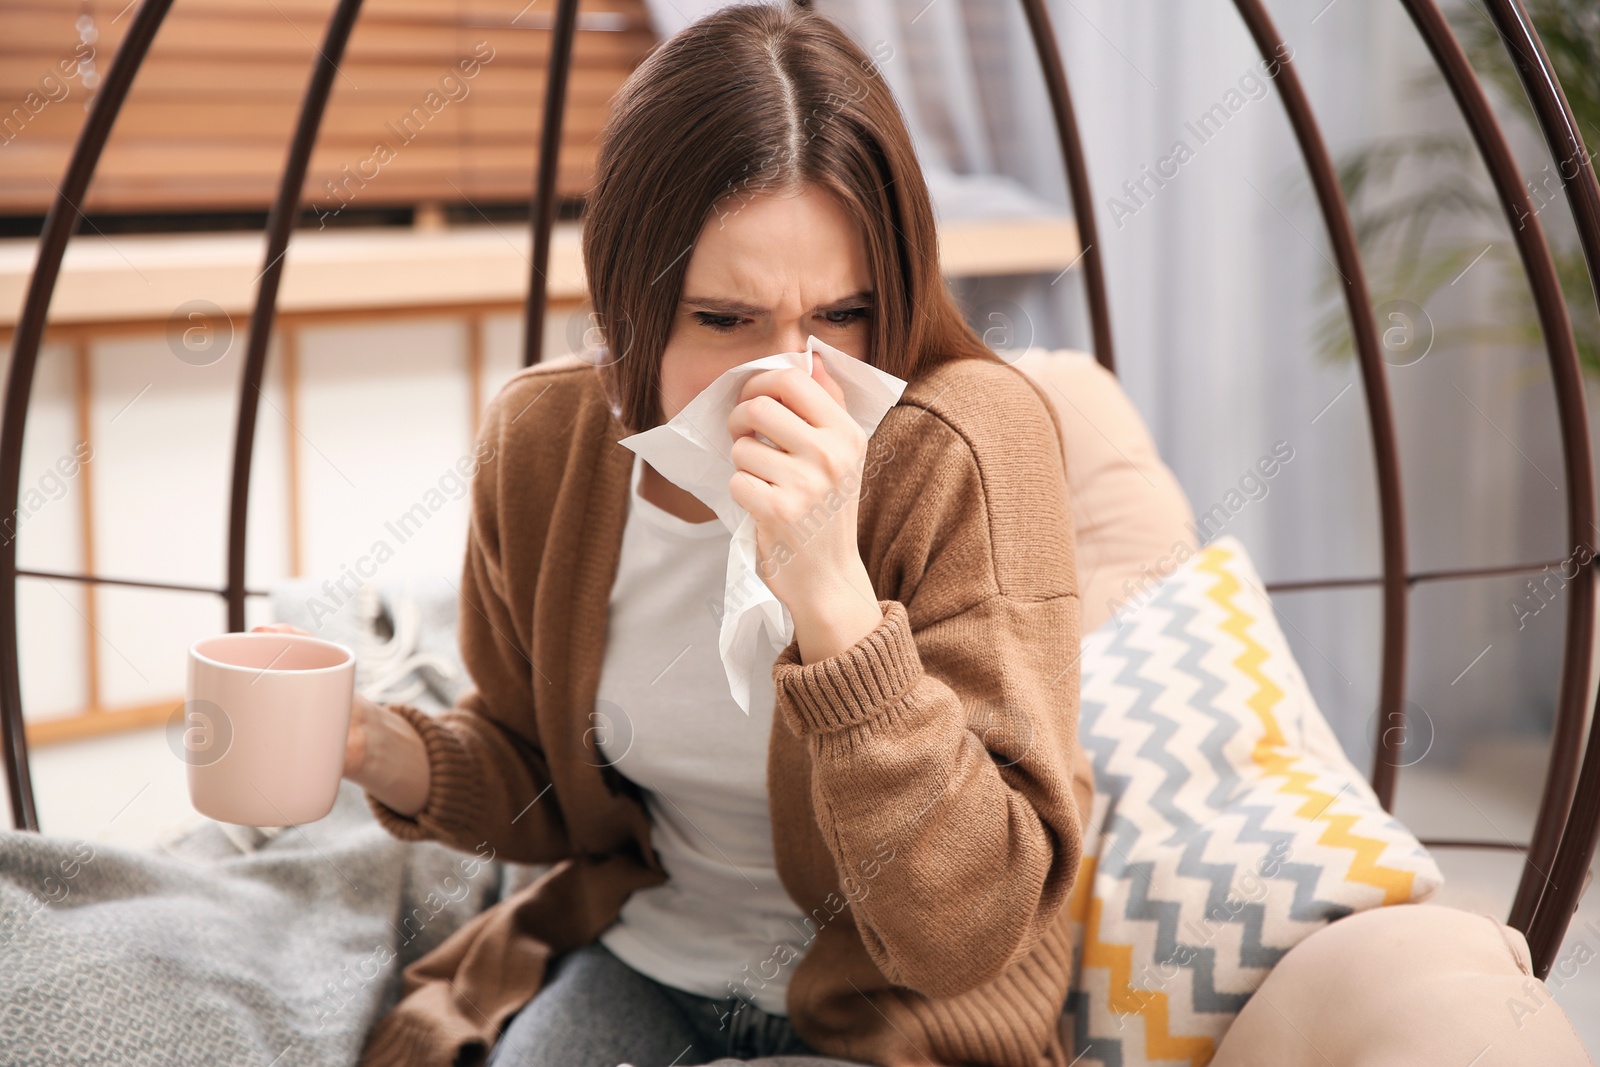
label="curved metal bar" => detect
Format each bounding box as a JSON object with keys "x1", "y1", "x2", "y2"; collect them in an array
[
  {"x1": 225, "y1": 0, "x2": 366, "y2": 633},
  {"x1": 523, "y1": 0, "x2": 582, "y2": 368},
  {"x1": 17, "y1": 568, "x2": 271, "y2": 599},
  {"x1": 1265, "y1": 556, "x2": 1584, "y2": 594},
  {"x1": 1017, "y1": 0, "x2": 1115, "y2": 373},
  {"x1": 0, "y1": 0, "x2": 177, "y2": 833},
  {"x1": 1421, "y1": 838, "x2": 1529, "y2": 852},
  {"x1": 1473, "y1": 0, "x2": 1600, "y2": 974},
  {"x1": 1228, "y1": 0, "x2": 1410, "y2": 808},
  {"x1": 1396, "y1": 0, "x2": 1597, "y2": 959}
]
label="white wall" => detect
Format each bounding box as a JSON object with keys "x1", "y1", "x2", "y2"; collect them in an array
[{"x1": 7, "y1": 306, "x2": 560, "y2": 729}]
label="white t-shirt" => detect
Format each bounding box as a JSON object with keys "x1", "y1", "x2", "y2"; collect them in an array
[{"x1": 594, "y1": 451, "x2": 813, "y2": 1015}]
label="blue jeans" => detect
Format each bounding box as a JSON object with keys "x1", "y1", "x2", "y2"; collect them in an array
[{"x1": 484, "y1": 940, "x2": 873, "y2": 1067}]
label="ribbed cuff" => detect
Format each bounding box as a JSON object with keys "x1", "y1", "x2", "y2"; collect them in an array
[
  {"x1": 363, "y1": 701, "x2": 479, "y2": 847},
  {"x1": 773, "y1": 599, "x2": 921, "y2": 735}
]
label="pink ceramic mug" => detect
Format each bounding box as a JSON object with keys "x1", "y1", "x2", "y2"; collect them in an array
[{"x1": 183, "y1": 631, "x2": 356, "y2": 826}]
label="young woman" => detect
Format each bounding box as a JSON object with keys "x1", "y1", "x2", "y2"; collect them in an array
[{"x1": 261, "y1": 6, "x2": 1093, "y2": 1066}]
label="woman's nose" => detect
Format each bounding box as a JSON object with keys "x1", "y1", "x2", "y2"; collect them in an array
[{"x1": 773, "y1": 323, "x2": 809, "y2": 355}]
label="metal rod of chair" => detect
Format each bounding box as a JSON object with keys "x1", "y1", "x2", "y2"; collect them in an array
[
  {"x1": 1, "y1": 0, "x2": 1596, "y2": 982},
  {"x1": 1017, "y1": 0, "x2": 1114, "y2": 374},
  {"x1": 1471, "y1": 0, "x2": 1600, "y2": 976},
  {"x1": 523, "y1": 0, "x2": 583, "y2": 368},
  {"x1": 0, "y1": 0, "x2": 178, "y2": 833},
  {"x1": 1393, "y1": 0, "x2": 1597, "y2": 970},
  {"x1": 225, "y1": 0, "x2": 367, "y2": 635},
  {"x1": 15, "y1": 568, "x2": 270, "y2": 599},
  {"x1": 1265, "y1": 557, "x2": 1581, "y2": 594},
  {"x1": 1228, "y1": 0, "x2": 1410, "y2": 811}
]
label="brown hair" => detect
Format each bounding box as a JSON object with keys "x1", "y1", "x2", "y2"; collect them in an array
[{"x1": 581, "y1": 1, "x2": 1002, "y2": 435}]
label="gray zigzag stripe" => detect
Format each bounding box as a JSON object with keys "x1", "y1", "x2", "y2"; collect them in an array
[
  {"x1": 1125, "y1": 580, "x2": 1276, "y2": 1002},
  {"x1": 1163, "y1": 585, "x2": 1249, "y2": 813},
  {"x1": 1149, "y1": 584, "x2": 1331, "y2": 994},
  {"x1": 1152, "y1": 572, "x2": 1342, "y2": 936},
  {"x1": 1117, "y1": 845, "x2": 1235, "y2": 1014},
  {"x1": 1090, "y1": 587, "x2": 1215, "y2": 835},
  {"x1": 1198, "y1": 589, "x2": 1360, "y2": 927},
  {"x1": 1065, "y1": 987, "x2": 1126, "y2": 1067},
  {"x1": 1078, "y1": 561, "x2": 1345, "y2": 1020},
  {"x1": 1088, "y1": 582, "x2": 1226, "y2": 876},
  {"x1": 1084, "y1": 582, "x2": 1257, "y2": 1018},
  {"x1": 1079, "y1": 639, "x2": 1144, "y2": 884},
  {"x1": 1109, "y1": 813, "x2": 1280, "y2": 1012},
  {"x1": 1183, "y1": 578, "x2": 1364, "y2": 929},
  {"x1": 1227, "y1": 798, "x2": 1355, "y2": 929},
  {"x1": 1172, "y1": 831, "x2": 1286, "y2": 992}
]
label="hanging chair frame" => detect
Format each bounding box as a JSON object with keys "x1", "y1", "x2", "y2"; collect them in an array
[{"x1": 2, "y1": 0, "x2": 1598, "y2": 979}]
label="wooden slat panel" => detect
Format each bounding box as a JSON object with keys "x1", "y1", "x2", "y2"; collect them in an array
[
  {"x1": 0, "y1": 0, "x2": 655, "y2": 216},
  {"x1": 1, "y1": 59, "x2": 631, "y2": 100},
  {"x1": 1, "y1": 142, "x2": 603, "y2": 182},
  {"x1": 2, "y1": 0, "x2": 646, "y2": 23},
  {"x1": 7, "y1": 97, "x2": 617, "y2": 141},
  {"x1": 0, "y1": 11, "x2": 654, "y2": 63},
  {"x1": 26, "y1": 700, "x2": 177, "y2": 746},
  {"x1": 0, "y1": 215, "x2": 1082, "y2": 330}
]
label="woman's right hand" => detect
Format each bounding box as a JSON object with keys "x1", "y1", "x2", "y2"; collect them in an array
[
  {"x1": 250, "y1": 622, "x2": 431, "y2": 815},
  {"x1": 252, "y1": 622, "x2": 369, "y2": 780}
]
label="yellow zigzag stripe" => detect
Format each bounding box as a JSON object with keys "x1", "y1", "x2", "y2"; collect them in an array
[
  {"x1": 1196, "y1": 546, "x2": 1414, "y2": 905},
  {"x1": 1073, "y1": 853, "x2": 1216, "y2": 1067}
]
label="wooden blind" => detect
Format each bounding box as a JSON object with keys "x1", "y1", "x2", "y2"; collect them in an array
[{"x1": 0, "y1": 0, "x2": 658, "y2": 217}]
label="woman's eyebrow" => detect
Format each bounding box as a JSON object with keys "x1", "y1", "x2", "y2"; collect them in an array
[
  {"x1": 679, "y1": 289, "x2": 875, "y2": 314},
  {"x1": 820, "y1": 289, "x2": 875, "y2": 310},
  {"x1": 680, "y1": 296, "x2": 767, "y2": 315}
]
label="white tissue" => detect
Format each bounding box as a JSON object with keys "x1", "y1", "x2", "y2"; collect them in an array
[{"x1": 617, "y1": 334, "x2": 909, "y2": 717}]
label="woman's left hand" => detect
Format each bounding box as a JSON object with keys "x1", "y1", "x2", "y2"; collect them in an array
[{"x1": 726, "y1": 358, "x2": 884, "y2": 663}]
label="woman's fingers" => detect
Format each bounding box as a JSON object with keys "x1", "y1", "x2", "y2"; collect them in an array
[
  {"x1": 810, "y1": 353, "x2": 846, "y2": 406},
  {"x1": 344, "y1": 693, "x2": 372, "y2": 780},
  {"x1": 246, "y1": 621, "x2": 364, "y2": 776},
  {"x1": 728, "y1": 393, "x2": 810, "y2": 458},
  {"x1": 729, "y1": 395, "x2": 810, "y2": 464},
  {"x1": 728, "y1": 432, "x2": 804, "y2": 489},
  {"x1": 735, "y1": 365, "x2": 846, "y2": 436},
  {"x1": 250, "y1": 622, "x2": 310, "y2": 636}
]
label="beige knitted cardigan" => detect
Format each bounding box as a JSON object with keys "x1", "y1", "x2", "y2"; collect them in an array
[{"x1": 357, "y1": 350, "x2": 1094, "y2": 1067}]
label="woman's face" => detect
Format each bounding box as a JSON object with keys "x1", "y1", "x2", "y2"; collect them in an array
[{"x1": 656, "y1": 183, "x2": 874, "y2": 422}]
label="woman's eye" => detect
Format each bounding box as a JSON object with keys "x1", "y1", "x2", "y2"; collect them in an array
[
  {"x1": 694, "y1": 312, "x2": 742, "y2": 333},
  {"x1": 820, "y1": 307, "x2": 870, "y2": 327}
]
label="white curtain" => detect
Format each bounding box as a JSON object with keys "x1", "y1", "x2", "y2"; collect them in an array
[{"x1": 639, "y1": 0, "x2": 1585, "y2": 777}]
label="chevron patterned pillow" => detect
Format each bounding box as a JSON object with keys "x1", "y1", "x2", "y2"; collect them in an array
[{"x1": 1060, "y1": 536, "x2": 1442, "y2": 1066}]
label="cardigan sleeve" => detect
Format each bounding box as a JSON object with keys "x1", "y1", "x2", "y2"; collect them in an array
[
  {"x1": 770, "y1": 387, "x2": 1085, "y2": 1000},
  {"x1": 363, "y1": 386, "x2": 574, "y2": 867}
]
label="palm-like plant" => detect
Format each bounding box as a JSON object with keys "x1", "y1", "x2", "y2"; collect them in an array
[{"x1": 1313, "y1": 0, "x2": 1599, "y2": 375}]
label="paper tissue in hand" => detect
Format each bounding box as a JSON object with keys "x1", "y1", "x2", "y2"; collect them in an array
[{"x1": 617, "y1": 334, "x2": 908, "y2": 717}]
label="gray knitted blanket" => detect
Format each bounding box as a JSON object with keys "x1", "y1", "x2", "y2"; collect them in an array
[{"x1": 0, "y1": 779, "x2": 535, "y2": 1067}]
